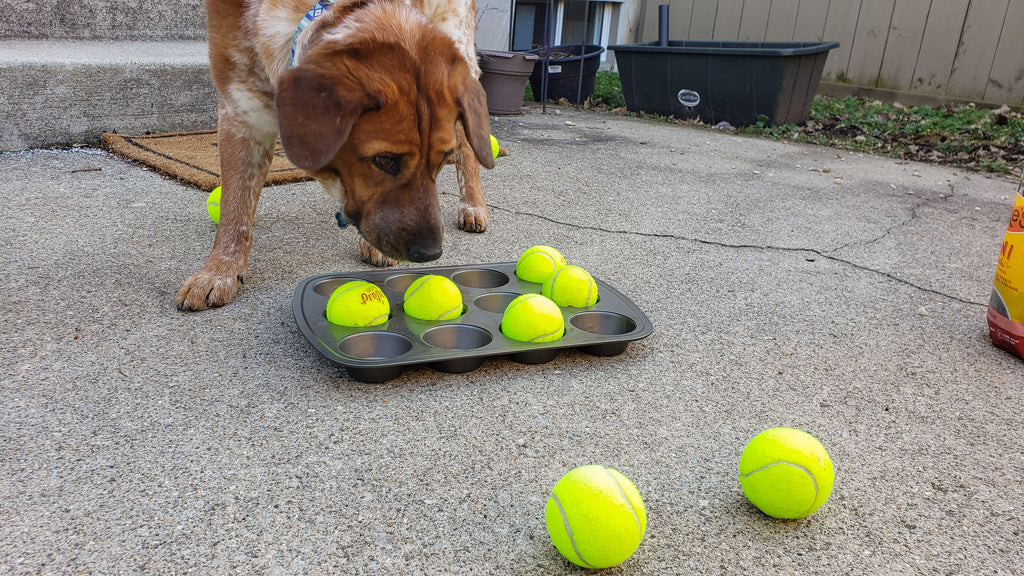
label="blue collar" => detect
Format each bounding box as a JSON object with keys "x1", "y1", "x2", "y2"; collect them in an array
[{"x1": 290, "y1": 0, "x2": 336, "y2": 68}]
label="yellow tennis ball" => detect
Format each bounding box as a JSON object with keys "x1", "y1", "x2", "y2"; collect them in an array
[
  {"x1": 325, "y1": 280, "x2": 390, "y2": 327},
  {"x1": 541, "y1": 265, "x2": 598, "y2": 307},
  {"x1": 207, "y1": 186, "x2": 221, "y2": 224},
  {"x1": 403, "y1": 274, "x2": 463, "y2": 320},
  {"x1": 545, "y1": 465, "x2": 647, "y2": 569},
  {"x1": 515, "y1": 245, "x2": 566, "y2": 283},
  {"x1": 490, "y1": 134, "x2": 500, "y2": 159},
  {"x1": 501, "y1": 293, "x2": 564, "y2": 342},
  {"x1": 739, "y1": 427, "x2": 835, "y2": 519}
]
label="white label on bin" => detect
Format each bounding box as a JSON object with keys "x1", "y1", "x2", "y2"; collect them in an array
[
  {"x1": 548, "y1": 65, "x2": 562, "y2": 74},
  {"x1": 677, "y1": 89, "x2": 700, "y2": 107}
]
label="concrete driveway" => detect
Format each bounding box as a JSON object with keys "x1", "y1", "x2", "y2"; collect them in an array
[{"x1": 2, "y1": 106, "x2": 1021, "y2": 574}]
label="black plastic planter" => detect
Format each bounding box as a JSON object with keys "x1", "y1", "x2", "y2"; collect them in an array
[
  {"x1": 609, "y1": 40, "x2": 839, "y2": 126},
  {"x1": 528, "y1": 44, "x2": 606, "y2": 104}
]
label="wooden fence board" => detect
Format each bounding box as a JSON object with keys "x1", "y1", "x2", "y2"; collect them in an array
[
  {"x1": 737, "y1": 0, "x2": 769, "y2": 41},
  {"x1": 674, "y1": 0, "x2": 697, "y2": 40},
  {"x1": 948, "y1": 0, "x2": 1008, "y2": 101},
  {"x1": 764, "y1": 0, "x2": 800, "y2": 41},
  {"x1": 984, "y1": 0, "x2": 1024, "y2": 105},
  {"x1": 793, "y1": 0, "x2": 830, "y2": 42},
  {"x1": 687, "y1": 0, "x2": 718, "y2": 39},
  {"x1": 877, "y1": 0, "x2": 929, "y2": 92},
  {"x1": 910, "y1": 0, "x2": 968, "y2": 96},
  {"x1": 634, "y1": 0, "x2": 659, "y2": 40},
  {"x1": 638, "y1": 0, "x2": 696, "y2": 42},
  {"x1": 846, "y1": 0, "x2": 896, "y2": 87},
  {"x1": 712, "y1": 0, "x2": 744, "y2": 40},
  {"x1": 822, "y1": 1, "x2": 863, "y2": 79}
]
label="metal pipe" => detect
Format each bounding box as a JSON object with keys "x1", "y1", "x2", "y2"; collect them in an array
[
  {"x1": 576, "y1": 0, "x2": 590, "y2": 106},
  {"x1": 658, "y1": 4, "x2": 669, "y2": 47}
]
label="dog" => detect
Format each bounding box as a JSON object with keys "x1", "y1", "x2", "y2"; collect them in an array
[{"x1": 175, "y1": 0, "x2": 495, "y2": 311}]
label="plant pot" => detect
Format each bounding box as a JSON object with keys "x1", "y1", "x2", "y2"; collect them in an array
[
  {"x1": 609, "y1": 40, "x2": 839, "y2": 126},
  {"x1": 478, "y1": 50, "x2": 540, "y2": 116},
  {"x1": 528, "y1": 44, "x2": 606, "y2": 104}
]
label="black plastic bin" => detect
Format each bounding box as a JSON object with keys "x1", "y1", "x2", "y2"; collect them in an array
[
  {"x1": 528, "y1": 44, "x2": 606, "y2": 104},
  {"x1": 609, "y1": 40, "x2": 839, "y2": 126}
]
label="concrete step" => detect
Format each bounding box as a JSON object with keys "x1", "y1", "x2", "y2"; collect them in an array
[
  {"x1": 0, "y1": 40, "x2": 218, "y2": 151},
  {"x1": 0, "y1": 0, "x2": 207, "y2": 40}
]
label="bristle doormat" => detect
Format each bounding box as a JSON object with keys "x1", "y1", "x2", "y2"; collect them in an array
[{"x1": 102, "y1": 130, "x2": 310, "y2": 191}]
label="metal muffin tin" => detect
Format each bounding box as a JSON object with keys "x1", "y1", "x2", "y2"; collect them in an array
[{"x1": 293, "y1": 262, "x2": 653, "y2": 382}]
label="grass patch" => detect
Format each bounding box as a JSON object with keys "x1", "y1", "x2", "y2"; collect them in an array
[
  {"x1": 737, "y1": 96, "x2": 1023, "y2": 174},
  {"x1": 524, "y1": 71, "x2": 625, "y2": 109},
  {"x1": 590, "y1": 71, "x2": 626, "y2": 109}
]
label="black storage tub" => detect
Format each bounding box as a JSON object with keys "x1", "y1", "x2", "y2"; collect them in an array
[{"x1": 609, "y1": 40, "x2": 839, "y2": 126}]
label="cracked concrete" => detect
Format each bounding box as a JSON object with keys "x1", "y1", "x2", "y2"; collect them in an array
[{"x1": 2, "y1": 105, "x2": 1021, "y2": 574}]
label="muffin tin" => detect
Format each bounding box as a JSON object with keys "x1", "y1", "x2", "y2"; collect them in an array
[{"x1": 292, "y1": 262, "x2": 653, "y2": 382}]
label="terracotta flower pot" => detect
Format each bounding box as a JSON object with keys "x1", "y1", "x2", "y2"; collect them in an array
[{"x1": 478, "y1": 50, "x2": 540, "y2": 115}]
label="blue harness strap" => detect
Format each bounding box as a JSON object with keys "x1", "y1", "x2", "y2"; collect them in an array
[{"x1": 290, "y1": 0, "x2": 337, "y2": 68}]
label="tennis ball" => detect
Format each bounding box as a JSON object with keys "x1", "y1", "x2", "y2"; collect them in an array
[
  {"x1": 739, "y1": 427, "x2": 835, "y2": 519},
  {"x1": 490, "y1": 134, "x2": 500, "y2": 159},
  {"x1": 515, "y1": 245, "x2": 567, "y2": 283},
  {"x1": 501, "y1": 293, "x2": 564, "y2": 342},
  {"x1": 545, "y1": 465, "x2": 647, "y2": 569},
  {"x1": 403, "y1": 274, "x2": 463, "y2": 320},
  {"x1": 207, "y1": 186, "x2": 221, "y2": 224},
  {"x1": 325, "y1": 280, "x2": 390, "y2": 327},
  {"x1": 541, "y1": 265, "x2": 598, "y2": 307}
]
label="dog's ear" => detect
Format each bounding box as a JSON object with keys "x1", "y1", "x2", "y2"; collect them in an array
[
  {"x1": 454, "y1": 70, "x2": 496, "y2": 170},
  {"x1": 277, "y1": 58, "x2": 371, "y2": 171}
]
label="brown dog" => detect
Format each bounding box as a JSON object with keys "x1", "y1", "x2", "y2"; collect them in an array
[{"x1": 175, "y1": 0, "x2": 494, "y2": 311}]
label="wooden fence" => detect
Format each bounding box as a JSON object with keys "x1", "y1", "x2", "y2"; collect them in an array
[{"x1": 635, "y1": 0, "x2": 1024, "y2": 108}]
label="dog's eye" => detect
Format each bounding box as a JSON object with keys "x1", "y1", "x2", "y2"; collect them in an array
[{"x1": 372, "y1": 153, "x2": 402, "y2": 176}]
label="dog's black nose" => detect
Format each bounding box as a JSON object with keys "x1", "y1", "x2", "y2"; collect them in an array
[{"x1": 407, "y1": 242, "x2": 442, "y2": 262}]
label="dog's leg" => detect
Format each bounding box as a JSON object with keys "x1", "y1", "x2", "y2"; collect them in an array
[
  {"x1": 455, "y1": 120, "x2": 489, "y2": 232},
  {"x1": 174, "y1": 96, "x2": 276, "y2": 311}
]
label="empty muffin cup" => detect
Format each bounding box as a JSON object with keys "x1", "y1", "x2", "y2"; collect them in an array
[
  {"x1": 421, "y1": 324, "x2": 492, "y2": 350},
  {"x1": 338, "y1": 331, "x2": 414, "y2": 360},
  {"x1": 422, "y1": 324, "x2": 492, "y2": 372},
  {"x1": 571, "y1": 311, "x2": 638, "y2": 356},
  {"x1": 473, "y1": 292, "x2": 520, "y2": 314},
  {"x1": 570, "y1": 311, "x2": 637, "y2": 335},
  {"x1": 384, "y1": 273, "x2": 424, "y2": 294},
  {"x1": 313, "y1": 277, "x2": 363, "y2": 297},
  {"x1": 451, "y1": 268, "x2": 509, "y2": 289}
]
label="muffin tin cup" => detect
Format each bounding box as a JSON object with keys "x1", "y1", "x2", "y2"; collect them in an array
[{"x1": 293, "y1": 262, "x2": 654, "y2": 382}]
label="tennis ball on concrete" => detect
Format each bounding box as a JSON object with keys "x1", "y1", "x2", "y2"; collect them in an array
[
  {"x1": 501, "y1": 293, "x2": 564, "y2": 342},
  {"x1": 545, "y1": 464, "x2": 647, "y2": 569},
  {"x1": 515, "y1": 245, "x2": 567, "y2": 283},
  {"x1": 207, "y1": 186, "x2": 221, "y2": 224},
  {"x1": 490, "y1": 134, "x2": 500, "y2": 159},
  {"x1": 325, "y1": 280, "x2": 390, "y2": 327},
  {"x1": 541, "y1": 265, "x2": 599, "y2": 307},
  {"x1": 739, "y1": 427, "x2": 835, "y2": 519},
  {"x1": 403, "y1": 274, "x2": 463, "y2": 320}
]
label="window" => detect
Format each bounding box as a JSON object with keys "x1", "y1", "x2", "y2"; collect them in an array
[{"x1": 512, "y1": 0, "x2": 618, "y2": 61}]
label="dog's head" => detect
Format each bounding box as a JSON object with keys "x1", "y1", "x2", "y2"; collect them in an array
[{"x1": 276, "y1": 6, "x2": 494, "y2": 263}]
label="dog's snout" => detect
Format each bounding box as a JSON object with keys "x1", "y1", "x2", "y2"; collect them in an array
[{"x1": 407, "y1": 241, "x2": 442, "y2": 262}]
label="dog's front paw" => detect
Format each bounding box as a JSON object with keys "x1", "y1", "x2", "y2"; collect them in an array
[
  {"x1": 458, "y1": 204, "x2": 489, "y2": 233},
  {"x1": 359, "y1": 237, "x2": 397, "y2": 267},
  {"x1": 174, "y1": 267, "x2": 244, "y2": 311}
]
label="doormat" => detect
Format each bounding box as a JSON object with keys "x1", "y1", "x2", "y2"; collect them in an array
[{"x1": 102, "y1": 130, "x2": 310, "y2": 191}]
